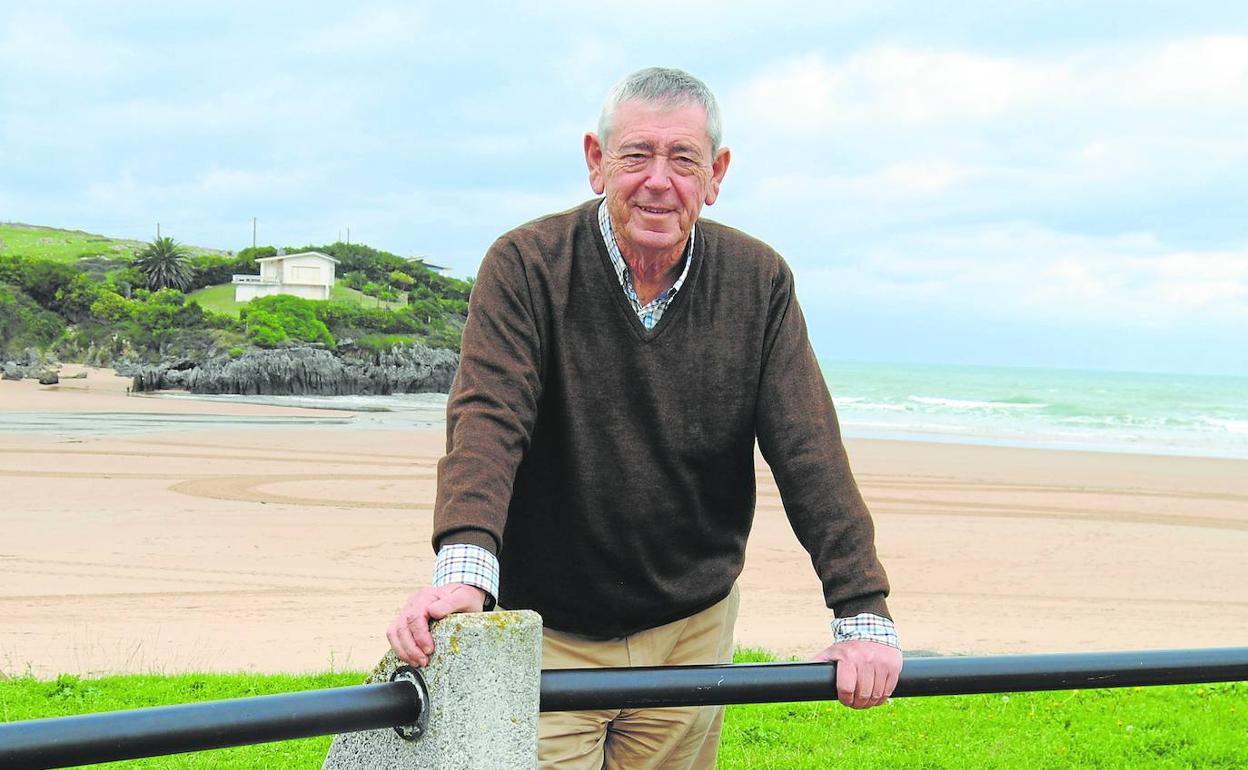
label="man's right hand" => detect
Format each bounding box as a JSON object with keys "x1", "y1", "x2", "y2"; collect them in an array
[{"x1": 386, "y1": 583, "x2": 486, "y2": 667}]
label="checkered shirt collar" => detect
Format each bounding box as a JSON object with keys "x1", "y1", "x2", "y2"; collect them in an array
[{"x1": 597, "y1": 199, "x2": 695, "y2": 320}]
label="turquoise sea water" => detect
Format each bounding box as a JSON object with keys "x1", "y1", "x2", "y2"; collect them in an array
[{"x1": 823, "y1": 361, "x2": 1248, "y2": 459}]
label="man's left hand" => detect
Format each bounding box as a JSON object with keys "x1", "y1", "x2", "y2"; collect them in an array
[{"x1": 814, "y1": 640, "x2": 903, "y2": 709}]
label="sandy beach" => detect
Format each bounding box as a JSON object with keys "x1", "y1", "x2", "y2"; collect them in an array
[{"x1": 2, "y1": 367, "x2": 1246, "y2": 677}]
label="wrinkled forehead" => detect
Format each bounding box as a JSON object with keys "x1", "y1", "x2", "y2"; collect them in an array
[{"x1": 608, "y1": 99, "x2": 714, "y2": 152}]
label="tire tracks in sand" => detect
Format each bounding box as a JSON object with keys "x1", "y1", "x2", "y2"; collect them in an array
[
  {"x1": 755, "y1": 478, "x2": 1248, "y2": 532},
  {"x1": 169, "y1": 473, "x2": 434, "y2": 510}
]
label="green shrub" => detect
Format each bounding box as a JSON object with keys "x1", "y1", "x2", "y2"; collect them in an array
[
  {"x1": 54, "y1": 273, "x2": 106, "y2": 323},
  {"x1": 0, "y1": 283, "x2": 67, "y2": 356},
  {"x1": 241, "y1": 295, "x2": 335, "y2": 349},
  {"x1": 242, "y1": 307, "x2": 288, "y2": 347},
  {"x1": 89, "y1": 290, "x2": 138, "y2": 323},
  {"x1": 234, "y1": 246, "x2": 276, "y2": 271},
  {"x1": 0, "y1": 255, "x2": 80, "y2": 308},
  {"x1": 355, "y1": 333, "x2": 416, "y2": 353},
  {"x1": 189, "y1": 254, "x2": 243, "y2": 289}
]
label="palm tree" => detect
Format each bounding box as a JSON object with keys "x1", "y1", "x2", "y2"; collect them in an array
[{"x1": 134, "y1": 236, "x2": 192, "y2": 291}]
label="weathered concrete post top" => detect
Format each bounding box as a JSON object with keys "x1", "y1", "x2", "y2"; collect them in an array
[{"x1": 323, "y1": 610, "x2": 542, "y2": 770}]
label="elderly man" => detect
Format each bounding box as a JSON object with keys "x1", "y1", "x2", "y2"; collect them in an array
[{"x1": 388, "y1": 67, "x2": 901, "y2": 769}]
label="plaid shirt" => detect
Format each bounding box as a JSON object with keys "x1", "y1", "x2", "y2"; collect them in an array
[
  {"x1": 597, "y1": 198, "x2": 694, "y2": 330},
  {"x1": 433, "y1": 201, "x2": 898, "y2": 649}
]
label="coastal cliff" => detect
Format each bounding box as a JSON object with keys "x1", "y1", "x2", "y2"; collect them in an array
[{"x1": 125, "y1": 343, "x2": 458, "y2": 396}]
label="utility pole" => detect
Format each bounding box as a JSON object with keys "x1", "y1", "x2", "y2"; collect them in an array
[
  {"x1": 346, "y1": 227, "x2": 350, "y2": 246},
  {"x1": 156, "y1": 222, "x2": 160, "y2": 239},
  {"x1": 252, "y1": 218, "x2": 257, "y2": 249}
]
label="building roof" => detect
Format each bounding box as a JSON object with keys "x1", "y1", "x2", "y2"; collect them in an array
[
  {"x1": 407, "y1": 256, "x2": 450, "y2": 272},
  {"x1": 255, "y1": 251, "x2": 340, "y2": 264}
]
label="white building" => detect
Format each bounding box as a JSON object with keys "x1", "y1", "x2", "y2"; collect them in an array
[{"x1": 232, "y1": 251, "x2": 339, "y2": 302}]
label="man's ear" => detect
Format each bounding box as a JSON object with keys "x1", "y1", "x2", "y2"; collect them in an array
[
  {"x1": 704, "y1": 146, "x2": 731, "y2": 206},
  {"x1": 584, "y1": 133, "x2": 605, "y2": 195}
]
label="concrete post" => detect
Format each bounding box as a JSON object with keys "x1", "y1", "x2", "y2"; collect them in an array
[{"x1": 323, "y1": 610, "x2": 542, "y2": 770}]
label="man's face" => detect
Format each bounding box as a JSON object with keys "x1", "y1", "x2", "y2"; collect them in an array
[{"x1": 585, "y1": 100, "x2": 731, "y2": 260}]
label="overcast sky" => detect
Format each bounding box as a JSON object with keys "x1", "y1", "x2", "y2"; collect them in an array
[{"x1": 2, "y1": 2, "x2": 1246, "y2": 375}]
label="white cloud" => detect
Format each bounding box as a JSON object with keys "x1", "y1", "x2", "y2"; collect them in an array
[
  {"x1": 798, "y1": 224, "x2": 1248, "y2": 327},
  {"x1": 291, "y1": 4, "x2": 425, "y2": 54},
  {"x1": 196, "y1": 166, "x2": 319, "y2": 196},
  {"x1": 103, "y1": 77, "x2": 365, "y2": 135},
  {"x1": 734, "y1": 47, "x2": 1063, "y2": 132},
  {"x1": 1128, "y1": 35, "x2": 1248, "y2": 105},
  {"x1": 734, "y1": 35, "x2": 1248, "y2": 134},
  {"x1": 0, "y1": 8, "x2": 142, "y2": 82},
  {"x1": 74, "y1": 164, "x2": 324, "y2": 236},
  {"x1": 361, "y1": 186, "x2": 583, "y2": 231},
  {"x1": 757, "y1": 160, "x2": 985, "y2": 202},
  {"x1": 718, "y1": 34, "x2": 1248, "y2": 272}
]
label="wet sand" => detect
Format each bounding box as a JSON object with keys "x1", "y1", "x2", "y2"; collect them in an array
[{"x1": 2, "y1": 367, "x2": 1246, "y2": 676}]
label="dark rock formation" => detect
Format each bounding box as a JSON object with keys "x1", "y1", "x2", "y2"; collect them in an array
[
  {"x1": 130, "y1": 344, "x2": 458, "y2": 396},
  {"x1": 2, "y1": 348, "x2": 61, "y2": 383}
]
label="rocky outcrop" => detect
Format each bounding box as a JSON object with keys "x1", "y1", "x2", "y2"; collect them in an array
[
  {"x1": 130, "y1": 344, "x2": 458, "y2": 396},
  {"x1": 1, "y1": 348, "x2": 60, "y2": 384}
]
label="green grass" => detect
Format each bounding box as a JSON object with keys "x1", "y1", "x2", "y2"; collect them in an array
[
  {"x1": 356, "y1": 333, "x2": 418, "y2": 352},
  {"x1": 185, "y1": 283, "x2": 406, "y2": 318},
  {"x1": 3, "y1": 652, "x2": 1245, "y2": 768},
  {"x1": 0, "y1": 672, "x2": 361, "y2": 768},
  {"x1": 718, "y1": 682, "x2": 1248, "y2": 769},
  {"x1": 332, "y1": 283, "x2": 407, "y2": 309},
  {"x1": 0, "y1": 223, "x2": 222, "y2": 267},
  {"x1": 184, "y1": 283, "x2": 240, "y2": 316}
]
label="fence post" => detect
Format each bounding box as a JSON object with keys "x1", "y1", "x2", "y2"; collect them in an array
[{"x1": 323, "y1": 610, "x2": 542, "y2": 770}]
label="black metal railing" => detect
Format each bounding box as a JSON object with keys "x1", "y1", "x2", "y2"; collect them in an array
[
  {"x1": 0, "y1": 680, "x2": 423, "y2": 770},
  {"x1": 1, "y1": 647, "x2": 1246, "y2": 769},
  {"x1": 539, "y1": 646, "x2": 1248, "y2": 710}
]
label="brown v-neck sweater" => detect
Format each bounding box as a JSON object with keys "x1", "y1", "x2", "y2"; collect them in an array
[{"x1": 433, "y1": 199, "x2": 890, "y2": 638}]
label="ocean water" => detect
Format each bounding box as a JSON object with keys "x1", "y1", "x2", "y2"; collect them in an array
[{"x1": 822, "y1": 361, "x2": 1248, "y2": 460}]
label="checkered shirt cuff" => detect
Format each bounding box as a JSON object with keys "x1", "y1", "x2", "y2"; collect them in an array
[
  {"x1": 832, "y1": 612, "x2": 900, "y2": 649},
  {"x1": 433, "y1": 543, "x2": 499, "y2": 609}
]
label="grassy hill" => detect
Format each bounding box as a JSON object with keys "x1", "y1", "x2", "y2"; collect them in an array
[
  {"x1": 187, "y1": 283, "x2": 408, "y2": 318},
  {"x1": 0, "y1": 223, "x2": 226, "y2": 262},
  {"x1": 0, "y1": 223, "x2": 147, "y2": 264}
]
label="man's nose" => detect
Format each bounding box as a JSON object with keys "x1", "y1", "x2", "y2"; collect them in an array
[{"x1": 642, "y1": 156, "x2": 674, "y2": 191}]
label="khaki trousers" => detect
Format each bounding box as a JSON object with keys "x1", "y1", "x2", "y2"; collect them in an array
[{"x1": 537, "y1": 584, "x2": 740, "y2": 770}]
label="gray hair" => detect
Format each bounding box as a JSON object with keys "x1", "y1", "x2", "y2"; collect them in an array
[{"x1": 598, "y1": 67, "x2": 723, "y2": 153}]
